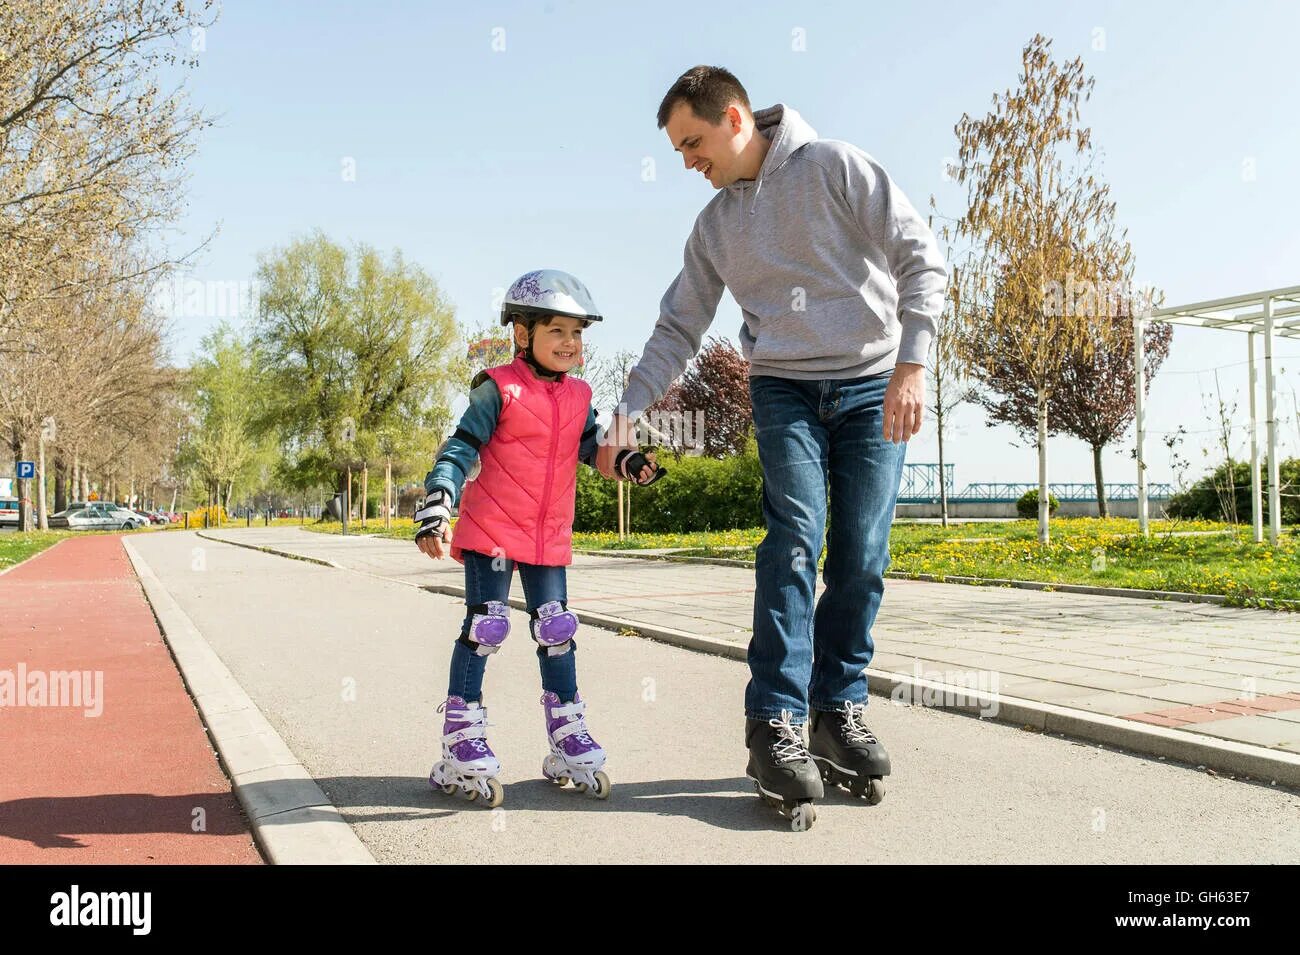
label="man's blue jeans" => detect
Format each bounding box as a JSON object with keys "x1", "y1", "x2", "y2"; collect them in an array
[
  {"x1": 447, "y1": 550, "x2": 578, "y2": 703},
  {"x1": 746, "y1": 371, "x2": 907, "y2": 721}
]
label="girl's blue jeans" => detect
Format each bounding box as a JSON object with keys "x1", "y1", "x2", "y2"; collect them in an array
[{"x1": 447, "y1": 549, "x2": 578, "y2": 703}]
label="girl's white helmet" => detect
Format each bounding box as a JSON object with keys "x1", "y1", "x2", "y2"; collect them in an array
[{"x1": 500, "y1": 269, "x2": 603, "y2": 326}]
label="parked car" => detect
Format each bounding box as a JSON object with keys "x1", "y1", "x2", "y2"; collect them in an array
[
  {"x1": 49, "y1": 503, "x2": 117, "y2": 530},
  {"x1": 0, "y1": 497, "x2": 19, "y2": 526},
  {"x1": 49, "y1": 501, "x2": 148, "y2": 530},
  {"x1": 110, "y1": 504, "x2": 152, "y2": 529}
]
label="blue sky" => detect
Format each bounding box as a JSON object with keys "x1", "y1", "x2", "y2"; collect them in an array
[{"x1": 158, "y1": 0, "x2": 1300, "y2": 489}]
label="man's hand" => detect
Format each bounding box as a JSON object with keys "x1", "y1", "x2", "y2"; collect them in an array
[
  {"x1": 883, "y1": 362, "x2": 926, "y2": 443},
  {"x1": 597, "y1": 414, "x2": 639, "y2": 479}
]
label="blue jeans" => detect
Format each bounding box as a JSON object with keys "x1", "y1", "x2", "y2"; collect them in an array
[
  {"x1": 447, "y1": 550, "x2": 578, "y2": 703},
  {"x1": 746, "y1": 372, "x2": 907, "y2": 721}
]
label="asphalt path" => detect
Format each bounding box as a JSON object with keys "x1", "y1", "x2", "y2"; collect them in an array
[{"x1": 128, "y1": 530, "x2": 1300, "y2": 863}]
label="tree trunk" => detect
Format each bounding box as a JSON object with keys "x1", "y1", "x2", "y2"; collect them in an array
[
  {"x1": 1093, "y1": 444, "x2": 1108, "y2": 519},
  {"x1": 54, "y1": 458, "x2": 67, "y2": 514},
  {"x1": 37, "y1": 433, "x2": 48, "y2": 530},
  {"x1": 937, "y1": 379, "x2": 949, "y2": 529},
  {"x1": 1037, "y1": 391, "x2": 1050, "y2": 545},
  {"x1": 361, "y1": 464, "x2": 368, "y2": 527},
  {"x1": 385, "y1": 457, "x2": 392, "y2": 529},
  {"x1": 15, "y1": 433, "x2": 28, "y2": 532},
  {"x1": 616, "y1": 479, "x2": 624, "y2": 539},
  {"x1": 342, "y1": 466, "x2": 351, "y2": 535}
]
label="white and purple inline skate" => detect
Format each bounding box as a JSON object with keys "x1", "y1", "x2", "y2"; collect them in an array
[
  {"x1": 540, "y1": 690, "x2": 610, "y2": 799},
  {"x1": 429, "y1": 695, "x2": 504, "y2": 808}
]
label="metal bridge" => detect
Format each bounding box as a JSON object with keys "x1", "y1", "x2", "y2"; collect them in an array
[{"x1": 896, "y1": 463, "x2": 1171, "y2": 504}]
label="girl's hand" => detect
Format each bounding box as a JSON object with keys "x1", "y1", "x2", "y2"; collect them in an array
[
  {"x1": 635, "y1": 451, "x2": 659, "y2": 485},
  {"x1": 415, "y1": 489, "x2": 453, "y2": 559},
  {"x1": 614, "y1": 448, "x2": 664, "y2": 485},
  {"x1": 418, "y1": 525, "x2": 452, "y2": 560}
]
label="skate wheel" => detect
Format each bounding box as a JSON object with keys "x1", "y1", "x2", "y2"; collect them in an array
[
  {"x1": 574, "y1": 781, "x2": 588, "y2": 793},
  {"x1": 789, "y1": 801, "x2": 816, "y2": 832},
  {"x1": 483, "y1": 778, "x2": 504, "y2": 808},
  {"x1": 440, "y1": 783, "x2": 457, "y2": 795},
  {"x1": 591, "y1": 771, "x2": 611, "y2": 800},
  {"x1": 865, "y1": 778, "x2": 885, "y2": 805},
  {"x1": 463, "y1": 787, "x2": 478, "y2": 801},
  {"x1": 543, "y1": 754, "x2": 567, "y2": 785}
]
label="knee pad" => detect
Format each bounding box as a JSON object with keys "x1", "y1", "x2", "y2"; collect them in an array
[
  {"x1": 461, "y1": 600, "x2": 510, "y2": 656},
  {"x1": 530, "y1": 600, "x2": 578, "y2": 657}
]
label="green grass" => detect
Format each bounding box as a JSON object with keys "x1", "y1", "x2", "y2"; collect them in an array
[
  {"x1": 0, "y1": 529, "x2": 81, "y2": 571},
  {"x1": 612, "y1": 518, "x2": 1297, "y2": 609},
  {"x1": 296, "y1": 516, "x2": 412, "y2": 538}
]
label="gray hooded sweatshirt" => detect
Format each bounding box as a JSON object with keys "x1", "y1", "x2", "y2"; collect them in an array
[{"x1": 617, "y1": 104, "x2": 947, "y2": 419}]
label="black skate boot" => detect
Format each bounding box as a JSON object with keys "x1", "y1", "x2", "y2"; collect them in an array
[
  {"x1": 809, "y1": 700, "x2": 890, "y2": 804},
  {"x1": 745, "y1": 710, "x2": 823, "y2": 832}
]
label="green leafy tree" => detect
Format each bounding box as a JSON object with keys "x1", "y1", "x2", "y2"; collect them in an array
[{"x1": 251, "y1": 231, "x2": 458, "y2": 497}]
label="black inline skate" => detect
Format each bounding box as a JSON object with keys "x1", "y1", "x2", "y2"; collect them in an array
[
  {"x1": 809, "y1": 700, "x2": 889, "y2": 804},
  {"x1": 745, "y1": 710, "x2": 823, "y2": 831}
]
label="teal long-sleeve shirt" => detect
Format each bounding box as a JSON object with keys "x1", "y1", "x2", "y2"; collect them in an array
[{"x1": 424, "y1": 378, "x2": 601, "y2": 506}]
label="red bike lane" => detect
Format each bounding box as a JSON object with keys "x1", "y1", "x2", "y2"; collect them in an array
[{"x1": 0, "y1": 535, "x2": 262, "y2": 864}]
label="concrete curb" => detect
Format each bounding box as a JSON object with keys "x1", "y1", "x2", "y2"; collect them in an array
[
  {"x1": 122, "y1": 537, "x2": 376, "y2": 865},
  {"x1": 196, "y1": 530, "x2": 342, "y2": 569},
  {"x1": 199, "y1": 532, "x2": 1300, "y2": 793}
]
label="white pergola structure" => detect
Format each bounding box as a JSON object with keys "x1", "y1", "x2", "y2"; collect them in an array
[{"x1": 1135, "y1": 285, "x2": 1300, "y2": 545}]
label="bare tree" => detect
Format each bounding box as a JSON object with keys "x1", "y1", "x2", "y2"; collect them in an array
[{"x1": 0, "y1": 0, "x2": 214, "y2": 347}]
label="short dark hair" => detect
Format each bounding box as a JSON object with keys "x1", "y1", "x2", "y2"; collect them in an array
[{"x1": 656, "y1": 65, "x2": 751, "y2": 129}]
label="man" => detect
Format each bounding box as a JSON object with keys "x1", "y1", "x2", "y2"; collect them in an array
[{"x1": 597, "y1": 66, "x2": 946, "y2": 828}]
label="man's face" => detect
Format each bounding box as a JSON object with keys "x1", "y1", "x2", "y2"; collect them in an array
[{"x1": 665, "y1": 101, "x2": 747, "y2": 189}]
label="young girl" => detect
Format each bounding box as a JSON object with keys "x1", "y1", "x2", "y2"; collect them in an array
[{"x1": 415, "y1": 269, "x2": 661, "y2": 808}]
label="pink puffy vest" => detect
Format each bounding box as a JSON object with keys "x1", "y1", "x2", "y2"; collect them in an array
[{"x1": 452, "y1": 355, "x2": 592, "y2": 567}]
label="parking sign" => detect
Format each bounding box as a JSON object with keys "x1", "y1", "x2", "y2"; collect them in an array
[{"x1": 17, "y1": 461, "x2": 35, "y2": 479}]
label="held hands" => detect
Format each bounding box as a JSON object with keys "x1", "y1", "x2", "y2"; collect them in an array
[
  {"x1": 882, "y1": 363, "x2": 926, "y2": 443},
  {"x1": 597, "y1": 414, "x2": 663, "y2": 485},
  {"x1": 414, "y1": 487, "x2": 453, "y2": 560},
  {"x1": 615, "y1": 448, "x2": 665, "y2": 486}
]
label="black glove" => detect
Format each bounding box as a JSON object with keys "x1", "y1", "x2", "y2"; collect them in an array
[
  {"x1": 414, "y1": 487, "x2": 452, "y2": 542},
  {"x1": 615, "y1": 449, "x2": 666, "y2": 486}
]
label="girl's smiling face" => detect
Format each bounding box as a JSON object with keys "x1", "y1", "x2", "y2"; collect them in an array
[{"x1": 514, "y1": 315, "x2": 586, "y2": 374}]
